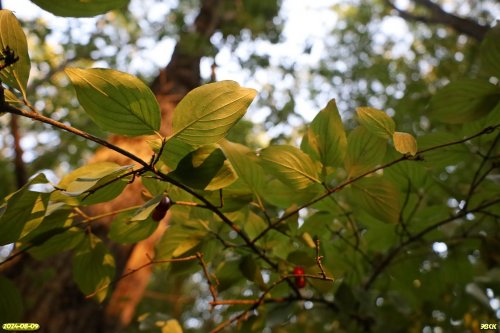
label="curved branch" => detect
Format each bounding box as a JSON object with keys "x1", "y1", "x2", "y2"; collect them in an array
[{"x1": 386, "y1": 0, "x2": 490, "y2": 41}]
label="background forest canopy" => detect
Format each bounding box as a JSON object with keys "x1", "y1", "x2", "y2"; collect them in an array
[{"x1": 0, "y1": 0, "x2": 500, "y2": 333}]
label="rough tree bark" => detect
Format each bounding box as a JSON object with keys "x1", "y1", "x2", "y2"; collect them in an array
[{"x1": 4, "y1": 1, "x2": 222, "y2": 332}]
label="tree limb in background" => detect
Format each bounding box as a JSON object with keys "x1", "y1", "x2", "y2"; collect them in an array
[
  {"x1": 10, "y1": 114, "x2": 27, "y2": 188},
  {"x1": 386, "y1": 0, "x2": 490, "y2": 41}
]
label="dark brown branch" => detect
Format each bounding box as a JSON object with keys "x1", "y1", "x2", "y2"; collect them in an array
[
  {"x1": 386, "y1": 0, "x2": 490, "y2": 41},
  {"x1": 1, "y1": 104, "x2": 151, "y2": 168}
]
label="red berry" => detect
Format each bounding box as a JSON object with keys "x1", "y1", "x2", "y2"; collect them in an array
[
  {"x1": 151, "y1": 196, "x2": 172, "y2": 221},
  {"x1": 293, "y1": 266, "x2": 306, "y2": 288}
]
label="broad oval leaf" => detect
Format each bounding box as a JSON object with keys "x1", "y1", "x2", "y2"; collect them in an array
[
  {"x1": 393, "y1": 131, "x2": 417, "y2": 156},
  {"x1": 109, "y1": 210, "x2": 159, "y2": 244},
  {"x1": 169, "y1": 81, "x2": 256, "y2": 145},
  {"x1": 430, "y1": 79, "x2": 500, "y2": 124},
  {"x1": 348, "y1": 176, "x2": 401, "y2": 224},
  {"x1": 480, "y1": 26, "x2": 500, "y2": 78},
  {"x1": 72, "y1": 234, "x2": 115, "y2": 302},
  {"x1": 356, "y1": 107, "x2": 395, "y2": 139},
  {"x1": 0, "y1": 10, "x2": 30, "y2": 95},
  {"x1": 65, "y1": 68, "x2": 161, "y2": 136},
  {"x1": 301, "y1": 99, "x2": 347, "y2": 168},
  {"x1": 0, "y1": 174, "x2": 49, "y2": 246},
  {"x1": 259, "y1": 145, "x2": 321, "y2": 190},
  {"x1": 52, "y1": 162, "x2": 132, "y2": 205},
  {"x1": 344, "y1": 126, "x2": 387, "y2": 178},
  {"x1": 31, "y1": 0, "x2": 129, "y2": 17},
  {"x1": 219, "y1": 139, "x2": 266, "y2": 193}
]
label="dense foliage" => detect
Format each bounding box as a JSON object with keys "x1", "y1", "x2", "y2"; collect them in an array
[{"x1": 1, "y1": 1, "x2": 499, "y2": 332}]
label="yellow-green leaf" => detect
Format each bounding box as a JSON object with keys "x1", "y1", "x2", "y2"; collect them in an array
[
  {"x1": 259, "y1": 145, "x2": 321, "y2": 190},
  {"x1": 356, "y1": 106, "x2": 395, "y2": 139},
  {"x1": 301, "y1": 99, "x2": 347, "y2": 168},
  {"x1": 0, "y1": 10, "x2": 30, "y2": 95},
  {"x1": 65, "y1": 68, "x2": 161, "y2": 136},
  {"x1": 169, "y1": 81, "x2": 256, "y2": 146},
  {"x1": 393, "y1": 131, "x2": 417, "y2": 156},
  {"x1": 72, "y1": 234, "x2": 115, "y2": 302},
  {"x1": 344, "y1": 126, "x2": 387, "y2": 178},
  {"x1": 31, "y1": 0, "x2": 129, "y2": 17},
  {"x1": 219, "y1": 139, "x2": 266, "y2": 194}
]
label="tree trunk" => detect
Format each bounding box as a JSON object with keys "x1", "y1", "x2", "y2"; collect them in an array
[{"x1": 4, "y1": 1, "x2": 222, "y2": 332}]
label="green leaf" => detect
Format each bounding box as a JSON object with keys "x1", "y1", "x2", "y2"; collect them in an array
[
  {"x1": 155, "y1": 207, "x2": 207, "y2": 260},
  {"x1": 72, "y1": 234, "x2": 115, "y2": 302},
  {"x1": 169, "y1": 80, "x2": 256, "y2": 145},
  {"x1": 0, "y1": 174, "x2": 49, "y2": 245},
  {"x1": 480, "y1": 26, "x2": 500, "y2": 77},
  {"x1": 259, "y1": 145, "x2": 321, "y2": 190},
  {"x1": 0, "y1": 276, "x2": 23, "y2": 322},
  {"x1": 64, "y1": 163, "x2": 133, "y2": 196},
  {"x1": 418, "y1": 132, "x2": 468, "y2": 169},
  {"x1": 0, "y1": 10, "x2": 30, "y2": 95},
  {"x1": 356, "y1": 106, "x2": 395, "y2": 139},
  {"x1": 363, "y1": 218, "x2": 398, "y2": 252},
  {"x1": 168, "y1": 145, "x2": 237, "y2": 190},
  {"x1": 52, "y1": 162, "x2": 132, "y2": 205},
  {"x1": 393, "y1": 131, "x2": 417, "y2": 156},
  {"x1": 219, "y1": 139, "x2": 266, "y2": 193},
  {"x1": 301, "y1": 99, "x2": 347, "y2": 168},
  {"x1": 108, "y1": 196, "x2": 163, "y2": 244},
  {"x1": 239, "y1": 255, "x2": 265, "y2": 287},
  {"x1": 430, "y1": 79, "x2": 500, "y2": 124},
  {"x1": 157, "y1": 137, "x2": 197, "y2": 170},
  {"x1": 344, "y1": 126, "x2": 387, "y2": 178},
  {"x1": 65, "y1": 68, "x2": 161, "y2": 136},
  {"x1": 348, "y1": 176, "x2": 401, "y2": 224},
  {"x1": 29, "y1": 227, "x2": 85, "y2": 260},
  {"x1": 30, "y1": 0, "x2": 129, "y2": 17}
]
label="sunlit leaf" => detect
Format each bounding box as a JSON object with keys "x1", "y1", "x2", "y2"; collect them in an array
[
  {"x1": 0, "y1": 174, "x2": 49, "y2": 245},
  {"x1": 52, "y1": 162, "x2": 132, "y2": 205},
  {"x1": 430, "y1": 79, "x2": 500, "y2": 124},
  {"x1": 356, "y1": 106, "x2": 395, "y2": 139},
  {"x1": 344, "y1": 126, "x2": 387, "y2": 178},
  {"x1": 155, "y1": 207, "x2": 207, "y2": 260},
  {"x1": 259, "y1": 145, "x2": 321, "y2": 190},
  {"x1": 219, "y1": 139, "x2": 266, "y2": 193},
  {"x1": 301, "y1": 99, "x2": 347, "y2": 168},
  {"x1": 393, "y1": 131, "x2": 417, "y2": 156},
  {"x1": 160, "y1": 319, "x2": 183, "y2": 333},
  {"x1": 72, "y1": 234, "x2": 115, "y2": 302},
  {"x1": 0, "y1": 10, "x2": 30, "y2": 95},
  {"x1": 169, "y1": 81, "x2": 256, "y2": 145},
  {"x1": 65, "y1": 68, "x2": 161, "y2": 136},
  {"x1": 31, "y1": 0, "x2": 129, "y2": 17}
]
